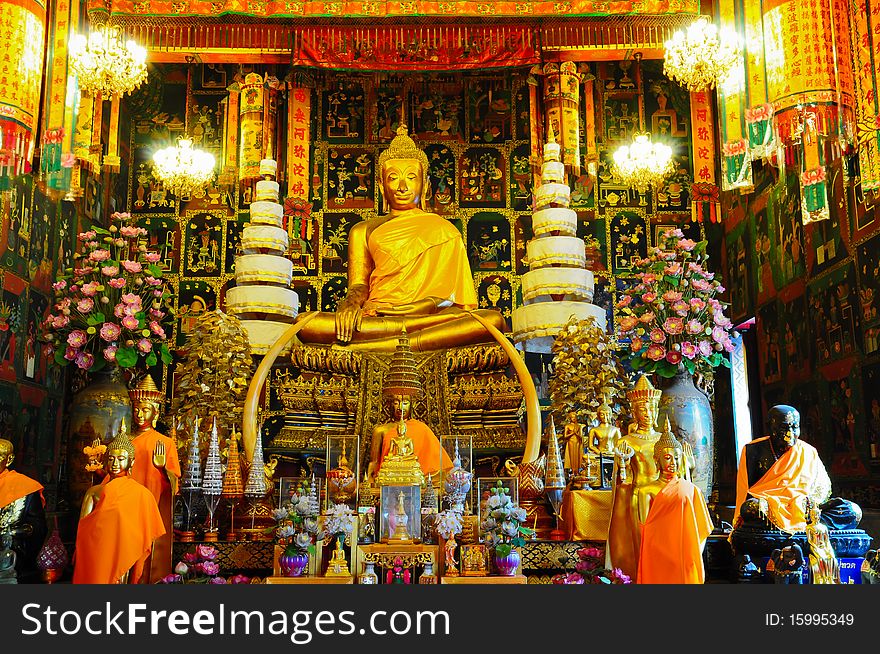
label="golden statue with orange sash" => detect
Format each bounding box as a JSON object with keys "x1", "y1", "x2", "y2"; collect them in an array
[
  {"x1": 733, "y1": 405, "x2": 860, "y2": 535},
  {"x1": 637, "y1": 419, "x2": 713, "y2": 584},
  {"x1": 129, "y1": 374, "x2": 180, "y2": 583},
  {"x1": 0, "y1": 438, "x2": 46, "y2": 583},
  {"x1": 294, "y1": 125, "x2": 506, "y2": 352},
  {"x1": 73, "y1": 422, "x2": 165, "y2": 584}
]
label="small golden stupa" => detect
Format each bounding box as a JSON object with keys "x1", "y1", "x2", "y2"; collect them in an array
[{"x1": 376, "y1": 328, "x2": 425, "y2": 488}]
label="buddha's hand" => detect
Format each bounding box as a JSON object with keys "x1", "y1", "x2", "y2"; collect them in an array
[
  {"x1": 615, "y1": 441, "x2": 634, "y2": 482},
  {"x1": 335, "y1": 300, "x2": 363, "y2": 343},
  {"x1": 376, "y1": 296, "x2": 446, "y2": 316},
  {"x1": 153, "y1": 441, "x2": 166, "y2": 469}
]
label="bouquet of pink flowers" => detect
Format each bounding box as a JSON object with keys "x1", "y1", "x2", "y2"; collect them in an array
[
  {"x1": 160, "y1": 544, "x2": 251, "y2": 584},
  {"x1": 616, "y1": 228, "x2": 736, "y2": 378},
  {"x1": 550, "y1": 546, "x2": 631, "y2": 585},
  {"x1": 42, "y1": 212, "x2": 173, "y2": 372}
]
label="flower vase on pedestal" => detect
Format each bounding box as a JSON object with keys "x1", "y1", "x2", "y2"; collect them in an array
[
  {"x1": 279, "y1": 545, "x2": 309, "y2": 577},
  {"x1": 494, "y1": 547, "x2": 520, "y2": 576},
  {"x1": 358, "y1": 561, "x2": 379, "y2": 584},
  {"x1": 657, "y1": 366, "x2": 714, "y2": 499}
]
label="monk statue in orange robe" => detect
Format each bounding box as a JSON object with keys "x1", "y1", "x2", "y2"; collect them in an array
[
  {"x1": 294, "y1": 125, "x2": 505, "y2": 352},
  {"x1": 367, "y1": 328, "x2": 452, "y2": 485},
  {"x1": 0, "y1": 438, "x2": 46, "y2": 583},
  {"x1": 129, "y1": 374, "x2": 180, "y2": 583},
  {"x1": 637, "y1": 419, "x2": 713, "y2": 584},
  {"x1": 73, "y1": 422, "x2": 165, "y2": 584},
  {"x1": 733, "y1": 405, "x2": 861, "y2": 534}
]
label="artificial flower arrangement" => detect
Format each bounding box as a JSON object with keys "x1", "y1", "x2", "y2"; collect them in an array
[
  {"x1": 319, "y1": 502, "x2": 357, "y2": 547},
  {"x1": 42, "y1": 211, "x2": 173, "y2": 372},
  {"x1": 160, "y1": 544, "x2": 251, "y2": 584},
  {"x1": 478, "y1": 481, "x2": 534, "y2": 558},
  {"x1": 271, "y1": 479, "x2": 320, "y2": 555},
  {"x1": 551, "y1": 546, "x2": 632, "y2": 585},
  {"x1": 434, "y1": 509, "x2": 463, "y2": 540},
  {"x1": 615, "y1": 228, "x2": 737, "y2": 378}
]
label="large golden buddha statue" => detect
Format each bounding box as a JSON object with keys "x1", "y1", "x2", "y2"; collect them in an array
[{"x1": 294, "y1": 125, "x2": 505, "y2": 352}]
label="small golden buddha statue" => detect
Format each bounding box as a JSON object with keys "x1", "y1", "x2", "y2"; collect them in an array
[
  {"x1": 805, "y1": 498, "x2": 841, "y2": 584},
  {"x1": 608, "y1": 375, "x2": 662, "y2": 580},
  {"x1": 561, "y1": 411, "x2": 585, "y2": 479},
  {"x1": 294, "y1": 125, "x2": 506, "y2": 352},
  {"x1": 587, "y1": 398, "x2": 621, "y2": 488},
  {"x1": 325, "y1": 537, "x2": 351, "y2": 578},
  {"x1": 369, "y1": 329, "x2": 451, "y2": 487}
]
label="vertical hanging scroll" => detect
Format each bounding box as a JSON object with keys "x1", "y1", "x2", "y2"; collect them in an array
[
  {"x1": 527, "y1": 65, "x2": 542, "y2": 189},
  {"x1": 41, "y1": 0, "x2": 74, "y2": 191},
  {"x1": 583, "y1": 73, "x2": 598, "y2": 178},
  {"x1": 741, "y1": 0, "x2": 776, "y2": 160},
  {"x1": 239, "y1": 72, "x2": 264, "y2": 185},
  {"x1": 104, "y1": 94, "x2": 121, "y2": 171},
  {"x1": 690, "y1": 90, "x2": 720, "y2": 223},
  {"x1": 800, "y1": 113, "x2": 829, "y2": 223},
  {"x1": 718, "y1": 0, "x2": 752, "y2": 191},
  {"x1": 220, "y1": 81, "x2": 240, "y2": 187},
  {"x1": 286, "y1": 85, "x2": 311, "y2": 201},
  {"x1": 543, "y1": 61, "x2": 581, "y2": 176},
  {"x1": 851, "y1": 0, "x2": 880, "y2": 192}
]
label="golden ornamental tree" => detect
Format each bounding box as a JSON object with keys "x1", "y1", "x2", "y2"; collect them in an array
[{"x1": 549, "y1": 315, "x2": 631, "y2": 426}]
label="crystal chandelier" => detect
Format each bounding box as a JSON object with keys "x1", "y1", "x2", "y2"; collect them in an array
[
  {"x1": 152, "y1": 139, "x2": 216, "y2": 198},
  {"x1": 68, "y1": 20, "x2": 148, "y2": 96},
  {"x1": 663, "y1": 16, "x2": 742, "y2": 91},
  {"x1": 611, "y1": 132, "x2": 674, "y2": 193}
]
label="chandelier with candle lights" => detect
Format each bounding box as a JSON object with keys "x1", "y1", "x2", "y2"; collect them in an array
[
  {"x1": 611, "y1": 132, "x2": 674, "y2": 193},
  {"x1": 152, "y1": 139, "x2": 216, "y2": 198},
  {"x1": 663, "y1": 16, "x2": 742, "y2": 91},
  {"x1": 68, "y1": 18, "x2": 148, "y2": 96}
]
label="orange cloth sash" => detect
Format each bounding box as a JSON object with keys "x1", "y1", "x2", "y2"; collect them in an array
[
  {"x1": 379, "y1": 419, "x2": 453, "y2": 477},
  {"x1": 73, "y1": 476, "x2": 165, "y2": 584},
  {"x1": 637, "y1": 478, "x2": 713, "y2": 584},
  {"x1": 366, "y1": 211, "x2": 477, "y2": 312},
  {"x1": 0, "y1": 469, "x2": 43, "y2": 507},
  {"x1": 130, "y1": 428, "x2": 181, "y2": 503},
  {"x1": 733, "y1": 437, "x2": 832, "y2": 534}
]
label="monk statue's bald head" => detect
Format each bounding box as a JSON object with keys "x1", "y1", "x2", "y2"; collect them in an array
[
  {"x1": 0, "y1": 439, "x2": 13, "y2": 472},
  {"x1": 768, "y1": 405, "x2": 800, "y2": 454}
]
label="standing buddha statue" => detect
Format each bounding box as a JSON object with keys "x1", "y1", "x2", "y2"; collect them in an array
[
  {"x1": 294, "y1": 125, "x2": 506, "y2": 352},
  {"x1": 587, "y1": 397, "x2": 621, "y2": 488},
  {"x1": 607, "y1": 375, "x2": 662, "y2": 580}
]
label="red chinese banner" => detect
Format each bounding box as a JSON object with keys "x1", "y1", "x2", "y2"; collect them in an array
[
  {"x1": 690, "y1": 90, "x2": 719, "y2": 223},
  {"x1": 286, "y1": 86, "x2": 311, "y2": 201},
  {"x1": 97, "y1": 0, "x2": 698, "y2": 19},
  {"x1": 0, "y1": 0, "x2": 46, "y2": 184}
]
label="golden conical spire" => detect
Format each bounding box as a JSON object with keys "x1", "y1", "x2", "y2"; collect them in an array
[
  {"x1": 129, "y1": 374, "x2": 164, "y2": 403},
  {"x1": 544, "y1": 415, "x2": 567, "y2": 491},
  {"x1": 627, "y1": 374, "x2": 662, "y2": 402},
  {"x1": 382, "y1": 327, "x2": 423, "y2": 398}
]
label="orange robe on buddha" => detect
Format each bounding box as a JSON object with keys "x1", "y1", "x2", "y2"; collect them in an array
[
  {"x1": 637, "y1": 477, "x2": 713, "y2": 584},
  {"x1": 0, "y1": 469, "x2": 44, "y2": 507},
  {"x1": 131, "y1": 427, "x2": 180, "y2": 583},
  {"x1": 379, "y1": 419, "x2": 453, "y2": 477},
  {"x1": 364, "y1": 212, "x2": 478, "y2": 314},
  {"x1": 733, "y1": 437, "x2": 832, "y2": 534},
  {"x1": 73, "y1": 476, "x2": 165, "y2": 584}
]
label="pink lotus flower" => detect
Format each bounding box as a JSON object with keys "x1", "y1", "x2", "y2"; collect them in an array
[
  {"x1": 56, "y1": 298, "x2": 71, "y2": 310},
  {"x1": 120, "y1": 225, "x2": 140, "y2": 237},
  {"x1": 698, "y1": 340, "x2": 713, "y2": 356},
  {"x1": 209, "y1": 576, "x2": 227, "y2": 584},
  {"x1": 673, "y1": 301, "x2": 689, "y2": 315},
  {"x1": 641, "y1": 273, "x2": 657, "y2": 284},
  {"x1": 64, "y1": 346, "x2": 78, "y2": 361},
  {"x1": 88, "y1": 249, "x2": 111, "y2": 262},
  {"x1": 662, "y1": 290, "x2": 682, "y2": 303},
  {"x1": 712, "y1": 326, "x2": 727, "y2": 343},
  {"x1": 52, "y1": 280, "x2": 67, "y2": 291},
  {"x1": 145, "y1": 276, "x2": 163, "y2": 286},
  {"x1": 144, "y1": 252, "x2": 161, "y2": 263},
  {"x1": 689, "y1": 298, "x2": 706, "y2": 312},
  {"x1": 76, "y1": 298, "x2": 94, "y2": 313},
  {"x1": 153, "y1": 289, "x2": 163, "y2": 297},
  {"x1": 662, "y1": 228, "x2": 685, "y2": 239},
  {"x1": 67, "y1": 330, "x2": 87, "y2": 347},
  {"x1": 619, "y1": 316, "x2": 639, "y2": 332},
  {"x1": 663, "y1": 317, "x2": 685, "y2": 335},
  {"x1": 713, "y1": 310, "x2": 732, "y2": 327},
  {"x1": 77, "y1": 231, "x2": 97, "y2": 242},
  {"x1": 103, "y1": 345, "x2": 117, "y2": 362},
  {"x1": 646, "y1": 344, "x2": 666, "y2": 361},
  {"x1": 51, "y1": 315, "x2": 70, "y2": 329},
  {"x1": 638, "y1": 311, "x2": 656, "y2": 324},
  {"x1": 722, "y1": 139, "x2": 747, "y2": 156},
  {"x1": 617, "y1": 294, "x2": 633, "y2": 308},
  {"x1": 122, "y1": 315, "x2": 140, "y2": 330},
  {"x1": 692, "y1": 278, "x2": 711, "y2": 291},
  {"x1": 642, "y1": 292, "x2": 657, "y2": 303},
  {"x1": 681, "y1": 341, "x2": 697, "y2": 359},
  {"x1": 149, "y1": 309, "x2": 165, "y2": 320},
  {"x1": 630, "y1": 337, "x2": 644, "y2": 352},
  {"x1": 80, "y1": 281, "x2": 99, "y2": 297},
  {"x1": 75, "y1": 351, "x2": 94, "y2": 370},
  {"x1": 108, "y1": 278, "x2": 126, "y2": 289},
  {"x1": 101, "y1": 266, "x2": 119, "y2": 277},
  {"x1": 196, "y1": 545, "x2": 219, "y2": 561},
  {"x1": 229, "y1": 575, "x2": 251, "y2": 584},
  {"x1": 666, "y1": 350, "x2": 683, "y2": 365},
  {"x1": 663, "y1": 262, "x2": 682, "y2": 275},
  {"x1": 122, "y1": 260, "x2": 142, "y2": 273},
  {"x1": 136, "y1": 338, "x2": 153, "y2": 353},
  {"x1": 677, "y1": 238, "x2": 697, "y2": 251},
  {"x1": 149, "y1": 321, "x2": 166, "y2": 339},
  {"x1": 649, "y1": 328, "x2": 666, "y2": 343},
  {"x1": 577, "y1": 546, "x2": 603, "y2": 560},
  {"x1": 114, "y1": 238, "x2": 126, "y2": 247},
  {"x1": 100, "y1": 322, "x2": 122, "y2": 341},
  {"x1": 686, "y1": 319, "x2": 704, "y2": 334},
  {"x1": 121, "y1": 293, "x2": 141, "y2": 306},
  {"x1": 73, "y1": 267, "x2": 93, "y2": 277}
]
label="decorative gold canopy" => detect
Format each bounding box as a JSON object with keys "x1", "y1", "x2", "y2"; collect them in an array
[
  {"x1": 627, "y1": 374, "x2": 662, "y2": 403},
  {"x1": 129, "y1": 374, "x2": 164, "y2": 404}
]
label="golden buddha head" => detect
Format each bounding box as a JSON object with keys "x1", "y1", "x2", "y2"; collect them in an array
[
  {"x1": 106, "y1": 420, "x2": 135, "y2": 478},
  {"x1": 597, "y1": 398, "x2": 612, "y2": 424},
  {"x1": 627, "y1": 375, "x2": 661, "y2": 431},
  {"x1": 129, "y1": 374, "x2": 164, "y2": 430},
  {"x1": 0, "y1": 438, "x2": 14, "y2": 473},
  {"x1": 653, "y1": 418, "x2": 682, "y2": 477},
  {"x1": 377, "y1": 125, "x2": 430, "y2": 213}
]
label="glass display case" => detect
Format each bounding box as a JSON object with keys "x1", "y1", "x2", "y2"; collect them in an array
[
  {"x1": 380, "y1": 484, "x2": 421, "y2": 544},
  {"x1": 440, "y1": 434, "x2": 473, "y2": 513},
  {"x1": 325, "y1": 433, "x2": 359, "y2": 511}
]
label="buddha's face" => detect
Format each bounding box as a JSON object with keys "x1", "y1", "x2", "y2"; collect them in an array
[
  {"x1": 769, "y1": 406, "x2": 800, "y2": 453},
  {"x1": 0, "y1": 439, "x2": 13, "y2": 474},
  {"x1": 382, "y1": 159, "x2": 423, "y2": 211},
  {"x1": 597, "y1": 408, "x2": 610, "y2": 424},
  {"x1": 633, "y1": 400, "x2": 658, "y2": 431},
  {"x1": 133, "y1": 401, "x2": 158, "y2": 430},
  {"x1": 656, "y1": 447, "x2": 680, "y2": 477},
  {"x1": 392, "y1": 394, "x2": 411, "y2": 420},
  {"x1": 106, "y1": 448, "x2": 132, "y2": 478}
]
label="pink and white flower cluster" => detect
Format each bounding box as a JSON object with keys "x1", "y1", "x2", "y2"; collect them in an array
[
  {"x1": 800, "y1": 166, "x2": 827, "y2": 187},
  {"x1": 722, "y1": 139, "x2": 747, "y2": 157},
  {"x1": 42, "y1": 212, "x2": 173, "y2": 372},
  {"x1": 616, "y1": 228, "x2": 736, "y2": 378}
]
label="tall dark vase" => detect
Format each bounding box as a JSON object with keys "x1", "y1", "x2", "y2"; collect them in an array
[
  {"x1": 657, "y1": 368, "x2": 713, "y2": 500},
  {"x1": 67, "y1": 368, "x2": 132, "y2": 505}
]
